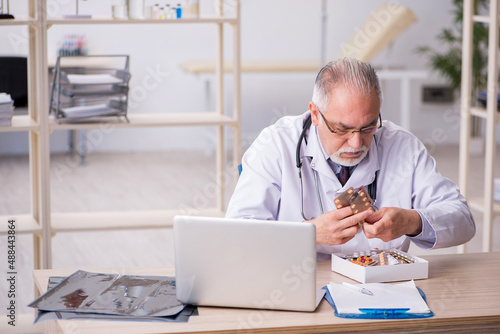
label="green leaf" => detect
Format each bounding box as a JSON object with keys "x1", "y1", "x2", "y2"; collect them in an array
[{"x1": 414, "y1": 0, "x2": 495, "y2": 94}]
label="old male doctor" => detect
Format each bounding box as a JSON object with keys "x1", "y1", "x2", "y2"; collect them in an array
[{"x1": 226, "y1": 58, "x2": 475, "y2": 259}]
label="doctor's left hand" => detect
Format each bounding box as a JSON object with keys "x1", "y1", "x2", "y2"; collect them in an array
[{"x1": 362, "y1": 207, "x2": 422, "y2": 241}]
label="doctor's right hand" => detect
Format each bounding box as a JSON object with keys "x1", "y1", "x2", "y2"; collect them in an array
[{"x1": 309, "y1": 207, "x2": 373, "y2": 246}]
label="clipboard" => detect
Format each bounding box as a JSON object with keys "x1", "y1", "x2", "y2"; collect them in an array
[{"x1": 322, "y1": 283, "x2": 434, "y2": 319}]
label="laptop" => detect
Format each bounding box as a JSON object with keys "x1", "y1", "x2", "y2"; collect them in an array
[{"x1": 173, "y1": 215, "x2": 317, "y2": 312}]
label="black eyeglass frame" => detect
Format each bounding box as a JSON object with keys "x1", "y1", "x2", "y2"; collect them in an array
[{"x1": 316, "y1": 108, "x2": 382, "y2": 138}]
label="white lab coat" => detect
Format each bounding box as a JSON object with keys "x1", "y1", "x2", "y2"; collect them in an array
[{"x1": 226, "y1": 112, "x2": 475, "y2": 258}]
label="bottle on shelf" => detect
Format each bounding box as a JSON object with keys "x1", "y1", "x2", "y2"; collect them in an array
[
  {"x1": 176, "y1": 3, "x2": 182, "y2": 19},
  {"x1": 190, "y1": 0, "x2": 199, "y2": 18},
  {"x1": 152, "y1": 4, "x2": 161, "y2": 19},
  {"x1": 112, "y1": 2, "x2": 128, "y2": 19},
  {"x1": 167, "y1": 4, "x2": 175, "y2": 19},
  {"x1": 128, "y1": 0, "x2": 145, "y2": 19},
  {"x1": 182, "y1": 0, "x2": 191, "y2": 18}
]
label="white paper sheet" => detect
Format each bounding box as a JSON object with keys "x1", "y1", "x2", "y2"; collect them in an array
[
  {"x1": 0, "y1": 93, "x2": 12, "y2": 103},
  {"x1": 60, "y1": 104, "x2": 121, "y2": 118},
  {"x1": 328, "y1": 280, "x2": 430, "y2": 314},
  {"x1": 66, "y1": 74, "x2": 123, "y2": 84}
]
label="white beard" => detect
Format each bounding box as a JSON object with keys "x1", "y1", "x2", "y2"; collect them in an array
[{"x1": 330, "y1": 145, "x2": 368, "y2": 167}]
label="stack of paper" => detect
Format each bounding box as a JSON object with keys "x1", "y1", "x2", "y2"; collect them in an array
[
  {"x1": 325, "y1": 281, "x2": 433, "y2": 319},
  {"x1": 495, "y1": 179, "x2": 500, "y2": 202},
  {"x1": 0, "y1": 93, "x2": 15, "y2": 126},
  {"x1": 66, "y1": 74, "x2": 123, "y2": 85},
  {"x1": 59, "y1": 104, "x2": 119, "y2": 119}
]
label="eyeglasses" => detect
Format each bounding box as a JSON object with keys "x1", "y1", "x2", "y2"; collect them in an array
[{"x1": 317, "y1": 108, "x2": 382, "y2": 139}]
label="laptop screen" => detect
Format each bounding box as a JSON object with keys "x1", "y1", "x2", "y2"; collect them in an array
[{"x1": 173, "y1": 216, "x2": 317, "y2": 312}]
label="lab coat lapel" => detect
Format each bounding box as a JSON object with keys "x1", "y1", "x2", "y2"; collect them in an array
[
  {"x1": 302, "y1": 125, "x2": 381, "y2": 187},
  {"x1": 347, "y1": 136, "x2": 381, "y2": 187},
  {"x1": 303, "y1": 125, "x2": 337, "y2": 181}
]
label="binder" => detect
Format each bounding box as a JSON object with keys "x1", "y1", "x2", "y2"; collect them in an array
[{"x1": 322, "y1": 281, "x2": 434, "y2": 319}]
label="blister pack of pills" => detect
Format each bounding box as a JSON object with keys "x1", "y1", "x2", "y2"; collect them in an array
[{"x1": 334, "y1": 186, "x2": 376, "y2": 213}]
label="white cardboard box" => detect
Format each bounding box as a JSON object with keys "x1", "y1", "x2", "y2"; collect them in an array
[{"x1": 331, "y1": 252, "x2": 428, "y2": 283}]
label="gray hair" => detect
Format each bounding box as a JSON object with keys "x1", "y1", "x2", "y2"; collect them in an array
[{"x1": 312, "y1": 57, "x2": 383, "y2": 111}]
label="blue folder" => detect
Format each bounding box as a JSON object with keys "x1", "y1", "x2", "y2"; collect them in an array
[{"x1": 321, "y1": 286, "x2": 434, "y2": 319}]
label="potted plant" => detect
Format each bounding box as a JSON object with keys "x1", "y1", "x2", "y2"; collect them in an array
[{"x1": 415, "y1": 0, "x2": 492, "y2": 147}]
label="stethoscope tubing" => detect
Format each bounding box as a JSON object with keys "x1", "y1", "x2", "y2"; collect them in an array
[{"x1": 296, "y1": 114, "x2": 378, "y2": 220}]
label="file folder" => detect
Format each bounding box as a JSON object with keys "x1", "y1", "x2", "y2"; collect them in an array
[{"x1": 322, "y1": 281, "x2": 434, "y2": 319}]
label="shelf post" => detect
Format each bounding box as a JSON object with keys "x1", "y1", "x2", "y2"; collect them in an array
[
  {"x1": 28, "y1": 0, "x2": 42, "y2": 270},
  {"x1": 215, "y1": 0, "x2": 225, "y2": 212},
  {"x1": 458, "y1": 0, "x2": 474, "y2": 253},
  {"x1": 35, "y1": 0, "x2": 52, "y2": 268},
  {"x1": 232, "y1": 0, "x2": 241, "y2": 182},
  {"x1": 482, "y1": 0, "x2": 499, "y2": 252}
]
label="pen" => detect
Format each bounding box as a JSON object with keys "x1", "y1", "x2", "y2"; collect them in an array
[{"x1": 342, "y1": 282, "x2": 374, "y2": 296}]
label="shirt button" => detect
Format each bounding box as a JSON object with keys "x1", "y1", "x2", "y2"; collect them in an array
[{"x1": 310, "y1": 162, "x2": 316, "y2": 168}]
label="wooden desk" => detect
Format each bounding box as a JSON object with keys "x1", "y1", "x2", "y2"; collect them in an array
[{"x1": 34, "y1": 252, "x2": 500, "y2": 333}]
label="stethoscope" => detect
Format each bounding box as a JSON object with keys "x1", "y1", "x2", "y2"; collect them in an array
[{"x1": 295, "y1": 114, "x2": 378, "y2": 220}]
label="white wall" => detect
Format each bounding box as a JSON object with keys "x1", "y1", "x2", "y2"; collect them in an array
[{"x1": 1, "y1": 0, "x2": 491, "y2": 156}]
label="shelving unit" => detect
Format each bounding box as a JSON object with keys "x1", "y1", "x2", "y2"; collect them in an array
[
  {"x1": 0, "y1": 1, "x2": 48, "y2": 273},
  {"x1": 48, "y1": 112, "x2": 238, "y2": 130},
  {"x1": 459, "y1": 0, "x2": 499, "y2": 252},
  {"x1": 0, "y1": 115, "x2": 39, "y2": 131},
  {"x1": 0, "y1": 18, "x2": 37, "y2": 26},
  {"x1": 0, "y1": 0, "x2": 241, "y2": 269},
  {"x1": 46, "y1": 17, "x2": 238, "y2": 25}
]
